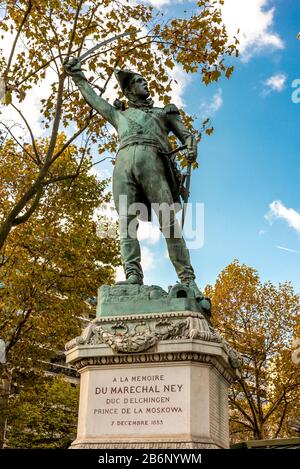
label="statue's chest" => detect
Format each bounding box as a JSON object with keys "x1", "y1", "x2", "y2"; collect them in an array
[{"x1": 118, "y1": 108, "x2": 166, "y2": 134}]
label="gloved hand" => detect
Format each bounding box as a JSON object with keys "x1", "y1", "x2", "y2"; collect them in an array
[
  {"x1": 186, "y1": 136, "x2": 197, "y2": 163},
  {"x1": 63, "y1": 57, "x2": 86, "y2": 82}
]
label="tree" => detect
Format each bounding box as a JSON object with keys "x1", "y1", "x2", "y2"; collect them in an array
[
  {"x1": 0, "y1": 135, "x2": 120, "y2": 362},
  {"x1": 5, "y1": 373, "x2": 79, "y2": 449},
  {"x1": 0, "y1": 0, "x2": 238, "y2": 250},
  {"x1": 205, "y1": 260, "x2": 300, "y2": 442},
  {"x1": 0, "y1": 137, "x2": 120, "y2": 447}
]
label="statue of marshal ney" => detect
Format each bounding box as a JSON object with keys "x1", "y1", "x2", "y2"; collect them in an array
[{"x1": 64, "y1": 57, "x2": 203, "y2": 300}]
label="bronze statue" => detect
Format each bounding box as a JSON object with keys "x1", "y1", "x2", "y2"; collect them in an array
[{"x1": 64, "y1": 58, "x2": 203, "y2": 299}]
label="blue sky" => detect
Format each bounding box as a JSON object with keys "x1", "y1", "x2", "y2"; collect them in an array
[{"x1": 111, "y1": 0, "x2": 300, "y2": 292}]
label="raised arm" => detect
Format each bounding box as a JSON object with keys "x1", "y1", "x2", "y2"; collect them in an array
[
  {"x1": 165, "y1": 104, "x2": 197, "y2": 163},
  {"x1": 64, "y1": 57, "x2": 118, "y2": 128}
]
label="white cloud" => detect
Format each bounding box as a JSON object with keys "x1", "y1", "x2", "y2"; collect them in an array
[
  {"x1": 265, "y1": 200, "x2": 300, "y2": 235},
  {"x1": 147, "y1": 0, "x2": 284, "y2": 63},
  {"x1": 145, "y1": 0, "x2": 192, "y2": 6},
  {"x1": 221, "y1": 0, "x2": 284, "y2": 61},
  {"x1": 146, "y1": 0, "x2": 173, "y2": 5},
  {"x1": 0, "y1": 76, "x2": 54, "y2": 137},
  {"x1": 114, "y1": 245, "x2": 155, "y2": 282},
  {"x1": 141, "y1": 246, "x2": 155, "y2": 271},
  {"x1": 200, "y1": 88, "x2": 223, "y2": 118},
  {"x1": 277, "y1": 246, "x2": 300, "y2": 255},
  {"x1": 115, "y1": 265, "x2": 126, "y2": 282},
  {"x1": 138, "y1": 221, "x2": 161, "y2": 245},
  {"x1": 88, "y1": 165, "x2": 112, "y2": 182},
  {"x1": 167, "y1": 64, "x2": 191, "y2": 108},
  {"x1": 0, "y1": 30, "x2": 57, "y2": 138},
  {"x1": 262, "y1": 73, "x2": 287, "y2": 95}
]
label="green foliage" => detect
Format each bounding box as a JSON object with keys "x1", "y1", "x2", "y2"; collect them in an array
[
  {"x1": 5, "y1": 374, "x2": 79, "y2": 449},
  {"x1": 0, "y1": 136, "x2": 120, "y2": 447},
  {"x1": 0, "y1": 136, "x2": 120, "y2": 368}
]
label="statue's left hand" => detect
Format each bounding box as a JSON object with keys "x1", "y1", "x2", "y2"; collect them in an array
[
  {"x1": 187, "y1": 148, "x2": 197, "y2": 163},
  {"x1": 186, "y1": 137, "x2": 197, "y2": 163}
]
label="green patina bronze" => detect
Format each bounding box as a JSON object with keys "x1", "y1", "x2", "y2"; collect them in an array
[
  {"x1": 64, "y1": 57, "x2": 204, "y2": 304},
  {"x1": 96, "y1": 284, "x2": 211, "y2": 318}
]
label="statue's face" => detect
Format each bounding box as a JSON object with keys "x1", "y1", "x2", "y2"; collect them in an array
[{"x1": 128, "y1": 74, "x2": 150, "y2": 99}]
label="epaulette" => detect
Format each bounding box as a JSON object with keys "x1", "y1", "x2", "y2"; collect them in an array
[{"x1": 164, "y1": 103, "x2": 180, "y2": 114}]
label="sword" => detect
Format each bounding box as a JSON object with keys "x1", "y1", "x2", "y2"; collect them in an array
[
  {"x1": 79, "y1": 31, "x2": 133, "y2": 63},
  {"x1": 163, "y1": 145, "x2": 192, "y2": 229},
  {"x1": 159, "y1": 145, "x2": 192, "y2": 229},
  {"x1": 165, "y1": 144, "x2": 187, "y2": 156},
  {"x1": 181, "y1": 160, "x2": 192, "y2": 230}
]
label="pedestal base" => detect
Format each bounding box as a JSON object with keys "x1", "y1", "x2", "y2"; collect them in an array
[
  {"x1": 71, "y1": 441, "x2": 219, "y2": 449},
  {"x1": 66, "y1": 311, "x2": 241, "y2": 449}
]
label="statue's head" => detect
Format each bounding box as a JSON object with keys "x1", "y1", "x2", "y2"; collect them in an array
[
  {"x1": 125, "y1": 74, "x2": 150, "y2": 100},
  {"x1": 114, "y1": 69, "x2": 150, "y2": 101}
]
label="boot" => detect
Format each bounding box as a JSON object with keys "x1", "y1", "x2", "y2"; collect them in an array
[
  {"x1": 166, "y1": 237, "x2": 203, "y2": 299},
  {"x1": 116, "y1": 238, "x2": 144, "y2": 285},
  {"x1": 182, "y1": 278, "x2": 204, "y2": 301},
  {"x1": 116, "y1": 273, "x2": 143, "y2": 285}
]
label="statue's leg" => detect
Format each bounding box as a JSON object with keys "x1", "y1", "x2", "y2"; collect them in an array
[
  {"x1": 163, "y1": 222, "x2": 203, "y2": 300},
  {"x1": 118, "y1": 237, "x2": 143, "y2": 285},
  {"x1": 135, "y1": 146, "x2": 203, "y2": 298},
  {"x1": 162, "y1": 222, "x2": 204, "y2": 299},
  {"x1": 113, "y1": 147, "x2": 144, "y2": 284}
]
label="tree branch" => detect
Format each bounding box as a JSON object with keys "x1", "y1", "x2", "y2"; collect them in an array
[
  {"x1": 67, "y1": 0, "x2": 84, "y2": 57},
  {"x1": 15, "y1": 54, "x2": 67, "y2": 87},
  {"x1": 230, "y1": 417, "x2": 255, "y2": 432},
  {"x1": 42, "y1": 173, "x2": 79, "y2": 186},
  {"x1": 34, "y1": 3, "x2": 63, "y2": 66},
  {"x1": 238, "y1": 378, "x2": 260, "y2": 431},
  {"x1": 229, "y1": 394, "x2": 255, "y2": 427},
  {"x1": 0, "y1": 121, "x2": 37, "y2": 164},
  {"x1": 4, "y1": 0, "x2": 33, "y2": 78},
  {"x1": 263, "y1": 382, "x2": 299, "y2": 422},
  {"x1": 77, "y1": 3, "x2": 99, "y2": 57},
  {"x1": 5, "y1": 309, "x2": 32, "y2": 356},
  {"x1": 48, "y1": 5, "x2": 63, "y2": 63},
  {"x1": 0, "y1": 176, "x2": 45, "y2": 250},
  {"x1": 50, "y1": 115, "x2": 96, "y2": 164},
  {"x1": 11, "y1": 103, "x2": 41, "y2": 164},
  {"x1": 274, "y1": 398, "x2": 288, "y2": 438},
  {"x1": 12, "y1": 187, "x2": 43, "y2": 226},
  {"x1": 35, "y1": 25, "x2": 61, "y2": 76},
  {"x1": 87, "y1": 156, "x2": 113, "y2": 170},
  {"x1": 45, "y1": 74, "x2": 66, "y2": 163}
]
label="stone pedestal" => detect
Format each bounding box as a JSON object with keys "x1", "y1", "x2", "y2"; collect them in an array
[{"x1": 66, "y1": 286, "x2": 241, "y2": 449}]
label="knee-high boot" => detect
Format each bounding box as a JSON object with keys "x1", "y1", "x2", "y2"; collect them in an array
[
  {"x1": 165, "y1": 237, "x2": 203, "y2": 299},
  {"x1": 119, "y1": 238, "x2": 144, "y2": 284}
]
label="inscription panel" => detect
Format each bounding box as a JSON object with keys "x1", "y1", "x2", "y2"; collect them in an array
[{"x1": 79, "y1": 366, "x2": 190, "y2": 438}]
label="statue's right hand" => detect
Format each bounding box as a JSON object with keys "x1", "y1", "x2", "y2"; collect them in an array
[{"x1": 63, "y1": 57, "x2": 86, "y2": 81}]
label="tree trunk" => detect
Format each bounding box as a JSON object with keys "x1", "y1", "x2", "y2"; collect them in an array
[
  {"x1": 0, "y1": 368, "x2": 11, "y2": 448},
  {"x1": 254, "y1": 423, "x2": 266, "y2": 440}
]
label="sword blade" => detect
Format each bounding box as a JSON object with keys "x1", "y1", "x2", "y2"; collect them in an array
[
  {"x1": 79, "y1": 31, "x2": 132, "y2": 62},
  {"x1": 181, "y1": 162, "x2": 192, "y2": 230}
]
